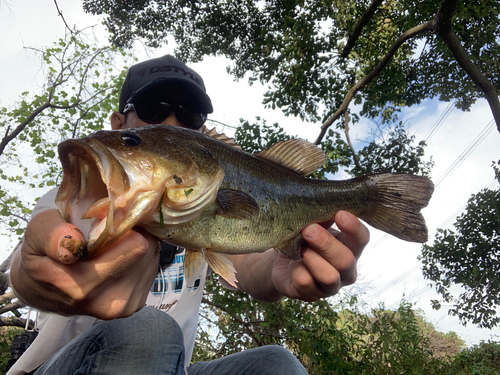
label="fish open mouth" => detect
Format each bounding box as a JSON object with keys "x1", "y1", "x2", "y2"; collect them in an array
[{"x1": 56, "y1": 138, "x2": 133, "y2": 257}]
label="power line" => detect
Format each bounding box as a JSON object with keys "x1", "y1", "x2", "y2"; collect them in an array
[
  {"x1": 367, "y1": 177, "x2": 498, "y2": 302},
  {"x1": 424, "y1": 101, "x2": 455, "y2": 144},
  {"x1": 434, "y1": 119, "x2": 495, "y2": 190},
  {"x1": 369, "y1": 118, "x2": 495, "y2": 252}
]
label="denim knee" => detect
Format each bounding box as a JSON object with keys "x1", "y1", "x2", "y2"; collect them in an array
[
  {"x1": 34, "y1": 307, "x2": 186, "y2": 375},
  {"x1": 253, "y1": 345, "x2": 306, "y2": 372},
  {"x1": 100, "y1": 306, "x2": 183, "y2": 349},
  {"x1": 188, "y1": 345, "x2": 307, "y2": 375}
]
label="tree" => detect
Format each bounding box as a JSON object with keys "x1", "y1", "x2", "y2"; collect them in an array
[
  {"x1": 82, "y1": 0, "x2": 500, "y2": 140},
  {"x1": 420, "y1": 161, "x2": 500, "y2": 329},
  {"x1": 0, "y1": 30, "x2": 132, "y2": 325},
  {"x1": 195, "y1": 274, "x2": 463, "y2": 374},
  {"x1": 444, "y1": 340, "x2": 500, "y2": 375},
  {"x1": 81, "y1": 0, "x2": 500, "y2": 330},
  {"x1": 0, "y1": 31, "x2": 129, "y2": 245}
]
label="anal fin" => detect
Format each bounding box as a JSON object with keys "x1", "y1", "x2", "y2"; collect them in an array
[{"x1": 274, "y1": 234, "x2": 305, "y2": 261}]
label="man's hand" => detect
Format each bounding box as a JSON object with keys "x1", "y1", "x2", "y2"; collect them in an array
[
  {"x1": 10, "y1": 209, "x2": 160, "y2": 320},
  {"x1": 229, "y1": 211, "x2": 369, "y2": 302},
  {"x1": 271, "y1": 211, "x2": 369, "y2": 302}
]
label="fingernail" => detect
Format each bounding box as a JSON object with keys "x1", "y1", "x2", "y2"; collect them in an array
[
  {"x1": 339, "y1": 212, "x2": 350, "y2": 225},
  {"x1": 303, "y1": 224, "x2": 319, "y2": 240}
]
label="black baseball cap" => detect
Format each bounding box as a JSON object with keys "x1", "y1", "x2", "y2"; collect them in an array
[{"x1": 119, "y1": 55, "x2": 213, "y2": 114}]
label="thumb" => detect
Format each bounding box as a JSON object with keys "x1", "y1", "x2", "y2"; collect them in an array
[{"x1": 24, "y1": 209, "x2": 86, "y2": 264}]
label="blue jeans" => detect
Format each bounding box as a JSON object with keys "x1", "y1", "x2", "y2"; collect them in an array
[{"x1": 34, "y1": 307, "x2": 307, "y2": 375}]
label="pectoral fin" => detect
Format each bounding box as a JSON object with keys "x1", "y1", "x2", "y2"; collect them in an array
[{"x1": 215, "y1": 189, "x2": 259, "y2": 220}]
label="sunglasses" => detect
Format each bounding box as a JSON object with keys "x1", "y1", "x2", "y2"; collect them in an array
[{"x1": 123, "y1": 102, "x2": 207, "y2": 129}]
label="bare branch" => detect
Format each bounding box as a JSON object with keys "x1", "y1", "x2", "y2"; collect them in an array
[
  {"x1": 0, "y1": 316, "x2": 35, "y2": 329},
  {"x1": 0, "y1": 300, "x2": 24, "y2": 315},
  {"x1": 435, "y1": 0, "x2": 500, "y2": 132},
  {"x1": 315, "y1": 20, "x2": 435, "y2": 144},
  {"x1": 343, "y1": 111, "x2": 363, "y2": 171},
  {"x1": 0, "y1": 291, "x2": 15, "y2": 305},
  {"x1": 53, "y1": 0, "x2": 74, "y2": 36},
  {"x1": 341, "y1": 0, "x2": 386, "y2": 58}
]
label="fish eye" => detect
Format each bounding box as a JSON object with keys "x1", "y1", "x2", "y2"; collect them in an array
[{"x1": 121, "y1": 133, "x2": 141, "y2": 147}]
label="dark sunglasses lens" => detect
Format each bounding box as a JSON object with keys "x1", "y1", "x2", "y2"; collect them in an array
[
  {"x1": 175, "y1": 106, "x2": 206, "y2": 129},
  {"x1": 133, "y1": 102, "x2": 206, "y2": 129},
  {"x1": 135, "y1": 102, "x2": 172, "y2": 123}
]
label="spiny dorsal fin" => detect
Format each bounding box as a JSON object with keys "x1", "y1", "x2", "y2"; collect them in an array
[
  {"x1": 255, "y1": 139, "x2": 326, "y2": 176},
  {"x1": 201, "y1": 125, "x2": 242, "y2": 150}
]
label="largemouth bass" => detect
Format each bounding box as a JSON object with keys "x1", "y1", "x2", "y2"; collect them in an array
[{"x1": 56, "y1": 124, "x2": 434, "y2": 286}]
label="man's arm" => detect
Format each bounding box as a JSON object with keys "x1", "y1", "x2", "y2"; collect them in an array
[
  {"x1": 226, "y1": 211, "x2": 369, "y2": 302},
  {"x1": 9, "y1": 209, "x2": 160, "y2": 320}
]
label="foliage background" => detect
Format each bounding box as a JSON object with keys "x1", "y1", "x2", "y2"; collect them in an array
[{"x1": 0, "y1": 0, "x2": 500, "y2": 372}]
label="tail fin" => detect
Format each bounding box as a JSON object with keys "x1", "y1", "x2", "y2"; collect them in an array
[{"x1": 360, "y1": 174, "x2": 434, "y2": 243}]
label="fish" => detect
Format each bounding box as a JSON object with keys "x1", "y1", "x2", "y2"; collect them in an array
[{"x1": 56, "y1": 124, "x2": 434, "y2": 286}]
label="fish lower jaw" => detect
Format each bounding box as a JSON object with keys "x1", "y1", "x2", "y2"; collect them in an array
[{"x1": 87, "y1": 217, "x2": 108, "y2": 246}]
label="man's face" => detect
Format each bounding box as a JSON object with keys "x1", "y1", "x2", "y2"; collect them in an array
[
  {"x1": 111, "y1": 108, "x2": 202, "y2": 132},
  {"x1": 123, "y1": 110, "x2": 185, "y2": 129}
]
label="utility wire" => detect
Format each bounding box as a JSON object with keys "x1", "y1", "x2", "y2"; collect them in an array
[
  {"x1": 370, "y1": 118, "x2": 495, "y2": 251},
  {"x1": 434, "y1": 119, "x2": 495, "y2": 189},
  {"x1": 424, "y1": 101, "x2": 455, "y2": 143},
  {"x1": 367, "y1": 178, "x2": 498, "y2": 302}
]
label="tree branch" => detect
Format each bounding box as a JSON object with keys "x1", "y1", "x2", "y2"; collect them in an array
[
  {"x1": 0, "y1": 316, "x2": 34, "y2": 329},
  {"x1": 435, "y1": 0, "x2": 500, "y2": 132},
  {"x1": 343, "y1": 111, "x2": 363, "y2": 171},
  {"x1": 0, "y1": 292, "x2": 15, "y2": 305},
  {"x1": 0, "y1": 250, "x2": 16, "y2": 273},
  {"x1": 315, "y1": 20, "x2": 435, "y2": 144},
  {"x1": 53, "y1": 0, "x2": 75, "y2": 36},
  {"x1": 341, "y1": 0, "x2": 386, "y2": 58},
  {"x1": 0, "y1": 300, "x2": 24, "y2": 315},
  {"x1": 201, "y1": 297, "x2": 265, "y2": 346},
  {"x1": 0, "y1": 102, "x2": 50, "y2": 156}
]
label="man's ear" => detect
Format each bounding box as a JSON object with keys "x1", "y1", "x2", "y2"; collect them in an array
[{"x1": 110, "y1": 112, "x2": 126, "y2": 130}]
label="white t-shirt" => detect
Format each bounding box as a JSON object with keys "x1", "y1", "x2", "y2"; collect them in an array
[{"x1": 7, "y1": 189, "x2": 209, "y2": 374}]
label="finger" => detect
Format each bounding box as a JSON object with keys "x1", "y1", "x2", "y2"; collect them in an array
[
  {"x1": 288, "y1": 258, "x2": 340, "y2": 301},
  {"x1": 85, "y1": 242, "x2": 159, "y2": 320},
  {"x1": 23, "y1": 209, "x2": 86, "y2": 264},
  {"x1": 332, "y1": 211, "x2": 370, "y2": 259},
  {"x1": 301, "y1": 248, "x2": 345, "y2": 293},
  {"x1": 273, "y1": 255, "x2": 324, "y2": 302},
  {"x1": 301, "y1": 223, "x2": 358, "y2": 287}
]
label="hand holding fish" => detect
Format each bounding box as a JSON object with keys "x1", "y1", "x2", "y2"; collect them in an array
[
  {"x1": 221, "y1": 212, "x2": 368, "y2": 303},
  {"x1": 9, "y1": 209, "x2": 160, "y2": 319},
  {"x1": 272, "y1": 212, "x2": 368, "y2": 301}
]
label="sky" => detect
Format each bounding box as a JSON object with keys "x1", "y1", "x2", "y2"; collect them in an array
[{"x1": 1, "y1": 0, "x2": 500, "y2": 346}]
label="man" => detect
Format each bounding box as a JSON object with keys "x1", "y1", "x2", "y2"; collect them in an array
[{"x1": 8, "y1": 55, "x2": 369, "y2": 374}]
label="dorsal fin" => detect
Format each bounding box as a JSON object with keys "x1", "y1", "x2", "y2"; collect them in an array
[
  {"x1": 255, "y1": 139, "x2": 326, "y2": 176},
  {"x1": 201, "y1": 125, "x2": 242, "y2": 150}
]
